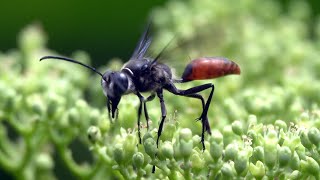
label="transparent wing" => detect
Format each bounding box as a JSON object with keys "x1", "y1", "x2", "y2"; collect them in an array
[{"x1": 130, "y1": 21, "x2": 152, "y2": 60}]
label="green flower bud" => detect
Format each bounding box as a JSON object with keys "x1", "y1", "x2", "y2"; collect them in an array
[
  {"x1": 113, "y1": 145, "x2": 124, "y2": 165},
  {"x1": 123, "y1": 134, "x2": 137, "y2": 161},
  {"x1": 68, "y1": 108, "x2": 80, "y2": 126},
  {"x1": 223, "y1": 125, "x2": 235, "y2": 145},
  {"x1": 300, "y1": 156, "x2": 320, "y2": 176},
  {"x1": 160, "y1": 141, "x2": 174, "y2": 159},
  {"x1": 234, "y1": 151, "x2": 249, "y2": 176},
  {"x1": 232, "y1": 120, "x2": 244, "y2": 136},
  {"x1": 89, "y1": 109, "x2": 100, "y2": 125},
  {"x1": 252, "y1": 146, "x2": 264, "y2": 162},
  {"x1": 180, "y1": 139, "x2": 193, "y2": 159},
  {"x1": 247, "y1": 129, "x2": 258, "y2": 145},
  {"x1": 210, "y1": 141, "x2": 223, "y2": 161},
  {"x1": 211, "y1": 130, "x2": 223, "y2": 144},
  {"x1": 278, "y1": 146, "x2": 291, "y2": 168},
  {"x1": 249, "y1": 161, "x2": 265, "y2": 179},
  {"x1": 221, "y1": 162, "x2": 235, "y2": 178},
  {"x1": 4, "y1": 90, "x2": 17, "y2": 113},
  {"x1": 299, "y1": 112, "x2": 309, "y2": 122},
  {"x1": 143, "y1": 132, "x2": 153, "y2": 142},
  {"x1": 248, "y1": 114, "x2": 257, "y2": 126},
  {"x1": 289, "y1": 151, "x2": 300, "y2": 170},
  {"x1": 224, "y1": 143, "x2": 238, "y2": 161},
  {"x1": 308, "y1": 127, "x2": 320, "y2": 146},
  {"x1": 143, "y1": 138, "x2": 157, "y2": 159},
  {"x1": 47, "y1": 93, "x2": 64, "y2": 118},
  {"x1": 161, "y1": 123, "x2": 176, "y2": 142},
  {"x1": 132, "y1": 152, "x2": 144, "y2": 169},
  {"x1": 300, "y1": 131, "x2": 313, "y2": 150},
  {"x1": 98, "y1": 113, "x2": 110, "y2": 133},
  {"x1": 264, "y1": 130, "x2": 278, "y2": 169},
  {"x1": 179, "y1": 128, "x2": 192, "y2": 141},
  {"x1": 87, "y1": 126, "x2": 102, "y2": 143},
  {"x1": 18, "y1": 24, "x2": 46, "y2": 53},
  {"x1": 288, "y1": 170, "x2": 301, "y2": 180},
  {"x1": 274, "y1": 120, "x2": 287, "y2": 131},
  {"x1": 35, "y1": 153, "x2": 53, "y2": 170},
  {"x1": 190, "y1": 153, "x2": 205, "y2": 174}
]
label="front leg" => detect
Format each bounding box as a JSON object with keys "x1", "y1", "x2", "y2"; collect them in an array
[
  {"x1": 156, "y1": 89, "x2": 166, "y2": 148},
  {"x1": 144, "y1": 93, "x2": 156, "y2": 129},
  {"x1": 136, "y1": 93, "x2": 145, "y2": 144}
]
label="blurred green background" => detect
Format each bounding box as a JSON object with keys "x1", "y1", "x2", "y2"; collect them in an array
[
  {"x1": 0, "y1": 0, "x2": 319, "y2": 66},
  {"x1": 1, "y1": 0, "x2": 320, "y2": 179},
  {"x1": 0, "y1": 0, "x2": 167, "y2": 67}
]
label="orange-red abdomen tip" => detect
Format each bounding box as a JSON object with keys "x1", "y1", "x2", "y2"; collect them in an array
[{"x1": 182, "y1": 57, "x2": 241, "y2": 81}]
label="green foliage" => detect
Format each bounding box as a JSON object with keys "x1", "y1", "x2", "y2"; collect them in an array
[{"x1": 1, "y1": 0, "x2": 320, "y2": 179}]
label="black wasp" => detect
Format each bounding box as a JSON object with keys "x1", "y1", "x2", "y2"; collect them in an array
[{"x1": 40, "y1": 21, "x2": 240, "y2": 150}]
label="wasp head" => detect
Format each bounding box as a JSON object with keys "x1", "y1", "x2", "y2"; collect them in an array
[{"x1": 101, "y1": 71, "x2": 129, "y2": 119}]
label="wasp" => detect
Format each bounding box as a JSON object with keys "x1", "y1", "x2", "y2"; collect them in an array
[{"x1": 40, "y1": 21, "x2": 240, "y2": 151}]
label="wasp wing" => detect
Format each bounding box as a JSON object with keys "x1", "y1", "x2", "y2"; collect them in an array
[{"x1": 130, "y1": 21, "x2": 152, "y2": 60}]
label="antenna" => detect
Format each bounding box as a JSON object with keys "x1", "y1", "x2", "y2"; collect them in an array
[{"x1": 40, "y1": 56, "x2": 105, "y2": 78}]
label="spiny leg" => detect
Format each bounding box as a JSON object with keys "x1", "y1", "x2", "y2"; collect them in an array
[{"x1": 165, "y1": 83, "x2": 215, "y2": 150}]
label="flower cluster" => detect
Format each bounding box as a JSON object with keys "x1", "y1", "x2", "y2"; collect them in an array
[{"x1": 1, "y1": 0, "x2": 320, "y2": 179}]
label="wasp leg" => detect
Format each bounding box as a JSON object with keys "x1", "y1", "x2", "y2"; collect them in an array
[
  {"x1": 156, "y1": 89, "x2": 167, "y2": 148},
  {"x1": 136, "y1": 93, "x2": 145, "y2": 144},
  {"x1": 165, "y1": 83, "x2": 215, "y2": 150},
  {"x1": 144, "y1": 93, "x2": 156, "y2": 130}
]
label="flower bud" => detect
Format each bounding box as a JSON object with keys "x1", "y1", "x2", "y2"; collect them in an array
[
  {"x1": 190, "y1": 153, "x2": 205, "y2": 174},
  {"x1": 264, "y1": 130, "x2": 278, "y2": 169},
  {"x1": 274, "y1": 120, "x2": 287, "y2": 131},
  {"x1": 179, "y1": 128, "x2": 192, "y2": 141},
  {"x1": 278, "y1": 146, "x2": 291, "y2": 168},
  {"x1": 123, "y1": 134, "x2": 137, "y2": 161},
  {"x1": 132, "y1": 152, "x2": 144, "y2": 169},
  {"x1": 211, "y1": 130, "x2": 223, "y2": 144},
  {"x1": 210, "y1": 141, "x2": 223, "y2": 161},
  {"x1": 232, "y1": 120, "x2": 244, "y2": 136},
  {"x1": 300, "y1": 131, "x2": 313, "y2": 150},
  {"x1": 252, "y1": 146, "x2": 264, "y2": 162},
  {"x1": 300, "y1": 156, "x2": 320, "y2": 176},
  {"x1": 113, "y1": 145, "x2": 124, "y2": 165},
  {"x1": 143, "y1": 138, "x2": 157, "y2": 159},
  {"x1": 224, "y1": 143, "x2": 238, "y2": 161},
  {"x1": 161, "y1": 123, "x2": 176, "y2": 142},
  {"x1": 249, "y1": 161, "x2": 265, "y2": 179},
  {"x1": 180, "y1": 140, "x2": 193, "y2": 159},
  {"x1": 35, "y1": 153, "x2": 53, "y2": 170},
  {"x1": 87, "y1": 126, "x2": 102, "y2": 143},
  {"x1": 308, "y1": 127, "x2": 320, "y2": 146},
  {"x1": 234, "y1": 151, "x2": 249, "y2": 176},
  {"x1": 160, "y1": 141, "x2": 174, "y2": 159},
  {"x1": 289, "y1": 151, "x2": 300, "y2": 170},
  {"x1": 223, "y1": 125, "x2": 235, "y2": 145},
  {"x1": 221, "y1": 162, "x2": 235, "y2": 178},
  {"x1": 248, "y1": 114, "x2": 257, "y2": 126},
  {"x1": 68, "y1": 108, "x2": 80, "y2": 126},
  {"x1": 288, "y1": 170, "x2": 301, "y2": 180}
]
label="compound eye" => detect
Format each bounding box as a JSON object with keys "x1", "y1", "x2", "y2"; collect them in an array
[{"x1": 141, "y1": 64, "x2": 148, "y2": 72}]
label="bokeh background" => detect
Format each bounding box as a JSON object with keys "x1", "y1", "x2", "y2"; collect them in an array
[
  {"x1": 1, "y1": 0, "x2": 320, "y2": 179},
  {"x1": 0, "y1": 0, "x2": 319, "y2": 66}
]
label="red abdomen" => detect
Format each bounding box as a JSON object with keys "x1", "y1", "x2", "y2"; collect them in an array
[{"x1": 182, "y1": 57, "x2": 241, "y2": 81}]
